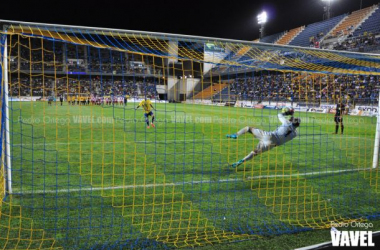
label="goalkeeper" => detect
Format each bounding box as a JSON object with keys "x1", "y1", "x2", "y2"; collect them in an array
[
  {"x1": 226, "y1": 107, "x2": 300, "y2": 168},
  {"x1": 136, "y1": 98, "x2": 156, "y2": 129}
]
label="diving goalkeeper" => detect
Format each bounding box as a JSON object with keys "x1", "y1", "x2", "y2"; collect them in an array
[{"x1": 226, "y1": 107, "x2": 300, "y2": 168}]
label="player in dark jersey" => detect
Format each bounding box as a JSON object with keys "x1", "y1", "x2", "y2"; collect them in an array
[{"x1": 334, "y1": 102, "x2": 345, "y2": 134}]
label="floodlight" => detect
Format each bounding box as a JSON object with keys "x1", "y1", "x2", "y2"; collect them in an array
[{"x1": 257, "y1": 11, "x2": 267, "y2": 25}]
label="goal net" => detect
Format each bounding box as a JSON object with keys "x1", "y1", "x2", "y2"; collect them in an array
[{"x1": 0, "y1": 20, "x2": 380, "y2": 249}]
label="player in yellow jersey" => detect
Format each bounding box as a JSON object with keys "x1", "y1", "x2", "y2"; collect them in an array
[{"x1": 136, "y1": 98, "x2": 156, "y2": 129}]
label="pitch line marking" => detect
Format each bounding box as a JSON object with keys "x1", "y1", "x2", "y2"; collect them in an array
[
  {"x1": 11, "y1": 136, "x2": 370, "y2": 146},
  {"x1": 14, "y1": 168, "x2": 373, "y2": 195}
]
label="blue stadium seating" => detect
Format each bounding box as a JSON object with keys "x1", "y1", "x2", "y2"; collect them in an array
[
  {"x1": 289, "y1": 14, "x2": 347, "y2": 47},
  {"x1": 212, "y1": 86, "x2": 230, "y2": 101},
  {"x1": 260, "y1": 32, "x2": 284, "y2": 44},
  {"x1": 353, "y1": 7, "x2": 380, "y2": 36}
]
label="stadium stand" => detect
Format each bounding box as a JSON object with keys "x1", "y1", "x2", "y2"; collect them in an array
[
  {"x1": 193, "y1": 83, "x2": 228, "y2": 99},
  {"x1": 353, "y1": 6, "x2": 380, "y2": 37},
  {"x1": 141, "y1": 83, "x2": 159, "y2": 98},
  {"x1": 331, "y1": 34, "x2": 380, "y2": 52},
  {"x1": 290, "y1": 14, "x2": 347, "y2": 47},
  {"x1": 254, "y1": 4, "x2": 380, "y2": 53},
  {"x1": 276, "y1": 26, "x2": 304, "y2": 45},
  {"x1": 11, "y1": 38, "x2": 155, "y2": 76},
  {"x1": 9, "y1": 76, "x2": 150, "y2": 99},
  {"x1": 210, "y1": 73, "x2": 380, "y2": 104},
  {"x1": 328, "y1": 5, "x2": 377, "y2": 37},
  {"x1": 212, "y1": 86, "x2": 230, "y2": 101},
  {"x1": 259, "y1": 32, "x2": 285, "y2": 44}
]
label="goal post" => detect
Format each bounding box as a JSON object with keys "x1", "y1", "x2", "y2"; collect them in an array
[
  {"x1": 373, "y1": 91, "x2": 380, "y2": 169},
  {"x1": 1, "y1": 34, "x2": 12, "y2": 194}
]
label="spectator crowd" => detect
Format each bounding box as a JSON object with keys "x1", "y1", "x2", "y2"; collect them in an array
[
  {"x1": 9, "y1": 76, "x2": 159, "y2": 100},
  {"x1": 220, "y1": 73, "x2": 380, "y2": 104}
]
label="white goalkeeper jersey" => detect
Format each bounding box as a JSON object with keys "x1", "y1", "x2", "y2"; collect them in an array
[{"x1": 270, "y1": 114, "x2": 297, "y2": 146}]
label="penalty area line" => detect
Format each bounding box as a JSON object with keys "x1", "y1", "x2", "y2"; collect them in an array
[{"x1": 13, "y1": 167, "x2": 372, "y2": 195}]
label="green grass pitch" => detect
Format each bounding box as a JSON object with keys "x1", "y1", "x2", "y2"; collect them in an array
[{"x1": 2, "y1": 101, "x2": 380, "y2": 249}]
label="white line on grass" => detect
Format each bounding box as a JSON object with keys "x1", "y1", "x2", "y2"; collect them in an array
[
  {"x1": 11, "y1": 136, "x2": 370, "y2": 146},
  {"x1": 13, "y1": 167, "x2": 373, "y2": 195}
]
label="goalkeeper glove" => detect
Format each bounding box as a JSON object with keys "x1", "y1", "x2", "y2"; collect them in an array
[
  {"x1": 281, "y1": 107, "x2": 294, "y2": 116},
  {"x1": 281, "y1": 107, "x2": 289, "y2": 114}
]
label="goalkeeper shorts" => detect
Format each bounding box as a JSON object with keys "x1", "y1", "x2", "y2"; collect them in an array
[{"x1": 252, "y1": 129, "x2": 276, "y2": 153}]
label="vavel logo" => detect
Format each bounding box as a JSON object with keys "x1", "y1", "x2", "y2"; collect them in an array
[{"x1": 331, "y1": 227, "x2": 375, "y2": 247}]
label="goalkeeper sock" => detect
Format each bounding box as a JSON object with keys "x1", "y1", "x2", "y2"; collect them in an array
[
  {"x1": 236, "y1": 126, "x2": 251, "y2": 136},
  {"x1": 243, "y1": 151, "x2": 255, "y2": 162},
  {"x1": 152, "y1": 116, "x2": 155, "y2": 124},
  {"x1": 145, "y1": 118, "x2": 149, "y2": 126},
  {"x1": 335, "y1": 125, "x2": 339, "y2": 134},
  {"x1": 341, "y1": 125, "x2": 344, "y2": 134}
]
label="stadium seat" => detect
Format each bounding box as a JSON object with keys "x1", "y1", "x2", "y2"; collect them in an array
[
  {"x1": 193, "y1": 83, "x2": 229, "y2": 99},
  {"x1": 329, "y1": 5, "x2": 377, "y2": 37},
  {"x1": 290, "y1": 14, "x2": 347, "y2": 47},
  {"x1": 260, "y1": 32, "x2": 285, "y2": 44},
  {"x1": 353, "y1": 6, "x2": 380, "y2": 37},
  {"x1": 276, "y1": 27, "x2": 304, "y2": 45}
]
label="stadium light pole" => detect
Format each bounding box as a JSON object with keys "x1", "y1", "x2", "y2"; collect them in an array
[
  {"x1": 257, "y1": 11, "x2": 268, "y2": 39},
  {"x1": 322, "y1": 0, "x2": 334, "y2": 20}
]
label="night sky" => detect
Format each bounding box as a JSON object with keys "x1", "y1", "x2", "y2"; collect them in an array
[{"x1": 1, "y1": 0, "x2": 379, "y2": 40}]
